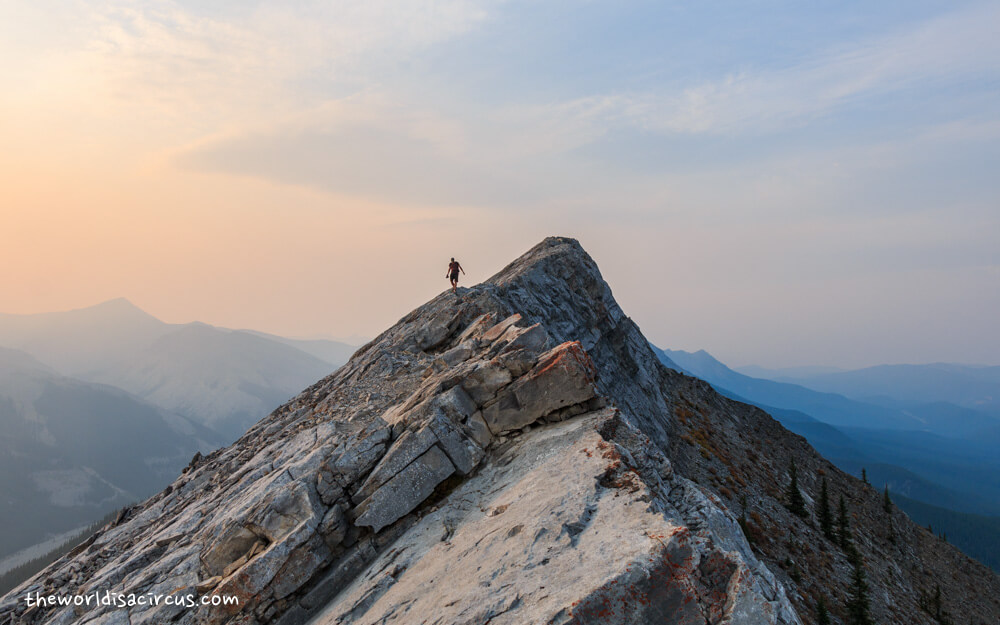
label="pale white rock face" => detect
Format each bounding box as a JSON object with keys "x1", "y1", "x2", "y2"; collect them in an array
[
  {"x1": 310, "y1": 410, "x2": 799, "y2": 625},
  {"x1": 0, "y1": 238, "x2": 801, "y2": 625}
]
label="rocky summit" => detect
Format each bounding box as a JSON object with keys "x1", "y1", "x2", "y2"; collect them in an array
[{"x1": 2, "y1": 237, "x2": 998, "y2": 625}]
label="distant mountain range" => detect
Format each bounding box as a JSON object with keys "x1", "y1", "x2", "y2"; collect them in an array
[
  {"x1": 0, "y1": 347, "x2": 220, "y2": 559},
  {"x1": 0, "y1": 299, "x2": 357, "y2": 439},
  {"x1": 656, "y1": 347, "x2": 1000, "y2": 569},
  {"x1": 743, "y1": 362, "x2": 1000, "y2": 415},
  {"x1": 0, "y1": 300, "x2": 358, "y2": 563}
]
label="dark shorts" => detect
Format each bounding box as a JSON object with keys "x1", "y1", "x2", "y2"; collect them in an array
[{"x1": 449, "y1": 272, "x2": 459, "y2": 281}]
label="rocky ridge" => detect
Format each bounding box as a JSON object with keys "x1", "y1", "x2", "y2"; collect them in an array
[{"x1": 1, "y1": 237, "x2": 997, "y2": 625}]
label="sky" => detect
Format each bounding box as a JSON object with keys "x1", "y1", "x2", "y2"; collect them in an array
[{"x1": 1, "y1": 0, "x2": 998, "y2": 368}]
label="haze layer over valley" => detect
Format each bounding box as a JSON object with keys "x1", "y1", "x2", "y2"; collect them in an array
[
  {"x1": 660, "y1": 348, "x2": 1000, "y2": 569},
  {"x1": 0, "y1": 301, "x2": 357, "y2": 567}
]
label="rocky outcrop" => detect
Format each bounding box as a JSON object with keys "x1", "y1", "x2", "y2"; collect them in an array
[
  {"x1": 312, "y1": 407, "x2": 797, "y2": 625},
  {"x1": 2, "y1": 237, "x2": 998, "y2": 625}
]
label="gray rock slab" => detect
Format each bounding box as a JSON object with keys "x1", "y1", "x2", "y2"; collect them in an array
[
  {"x1": 497, "y1": 322, "x2": 548, "y2": 354},
  {"x1": 438, "y1": 341, "x2": 475, "y2": 366},
  {"x1": 455, "y1": 313, "x2": 494, "y2": 343},
  {"x1": 328, "y1": 423, "x2": 391, "y2": 487},
  {"x1": 459, "y1": 362, "x2": 513, "y2": 406},
  {"x1": 414, "y1": 309, "x2": 462, "y2": 351},
  {"x1": 482, "y1": 341, "x2": 597, "y2": 434},
  {"x1": 432, "y1": 385, "x2": 477, "y2": 422},
  {"x1": 354, "y1": 446, "x2": 456, "y2": 533},
  {"x1": 307, "y1": 412, "x2": 800, "y2": 625},
  {"x1": 353, "y1": 427, "x2": 438, "y2": 503},
  {"x1": 427, "y1": 410, "x2": 484, "y2": 475},
  {"x1": 480, "y1": 313, "x2": 522, "y2": 343},
  {"x1": 464, "y1": 411, "x2": 493, "y2": 448}
]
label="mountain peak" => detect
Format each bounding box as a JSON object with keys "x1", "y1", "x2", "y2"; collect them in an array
[
  {"x1": 85, "y1": 297, "x2": 157, "y2": 319},
  {"x1": 486, "y1": 236, "x2": 595, "y2": 286},
  {"x1": 92, "y1": 296, "x2": 138, "y2": 308},
  {"x1": 0, "y1": 346, "x2": 53, "y2": 373},
  {"x1": 3, "y1": 238, "x2": 998, "y2": 625}
]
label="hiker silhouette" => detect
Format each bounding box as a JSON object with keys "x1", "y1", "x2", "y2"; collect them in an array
[{"x1": 446, "y1": 258, "x2": 465, "y2": 294}]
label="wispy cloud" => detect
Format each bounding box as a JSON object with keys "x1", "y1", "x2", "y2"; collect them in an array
[
  {"x1": 553, "y1": 3, "x2": 1000, "y2": 135},
  {"x1": 2, "y1": 0, "x2": 998, "y2": 367},
  {"x1": 8, "y1": 0, "x2": 499, "y2": 128}
]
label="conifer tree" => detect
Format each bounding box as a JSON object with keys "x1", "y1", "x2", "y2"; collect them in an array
[
  {"x1": 920, "y1": 585, "x2": 953, "y2": 624},
  {"x1": 786, "y1": 458, "x2": 807, "y2": 518},
  {"x1": 816, "y1": 596, "x2": 832, "y2": 625},
  {"x1": 738, "y1": 495, "x2": 755, "y2": 545},
  {"x1": 932, "y1": 584, "x2": 943, "y2": 619},
  {"x1": 837, "y1": 495, "x2": 852, "y2": 550},
  {"x1": 817, "y1": 477, "x2": 835, "y2": 540},
  {"x1": 861, "y1": 467, "x2": 868, "y2": 485},
  {"x1": 929, "y1": 584, "x2": 953, "y2": 624},
  {"x1": 882, "y1": 484, "x2": 896, "y2": 542},
  {"x1": 845, "y1": 548, "x2": 873, "y2": 625}
]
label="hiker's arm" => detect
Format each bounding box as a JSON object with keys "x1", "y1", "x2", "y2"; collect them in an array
[{"x1": 460, "y1": 264, "x2": 466, "y2": 274}]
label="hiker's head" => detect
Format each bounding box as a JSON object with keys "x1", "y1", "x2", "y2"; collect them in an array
[{"x1": 451, "y1": 258, "x2": 455, "y2": 262}]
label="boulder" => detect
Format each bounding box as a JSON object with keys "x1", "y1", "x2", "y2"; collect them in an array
[
  {"x1": 481, "y1": 341, "x2": 597, "y2": 434},
  {"x1": 496, "y1": 322, "x2": 548, "y2": 354},
  {"x1": 353, "y1": 427, "x2": 438, "y2": 503},
  {"x1": 480, "y1": 313, "x2": 522, "y2": 343},
  {"x1": 454, "y1": 313, "x2": 494, "y2": 344},
  {"x1": 201, "y1": 526, "x2": 263, "y2": 578},
  {"x1": 465, "y1": 411, "x2": 493, "y2": 448},
  {"x1": 427, "y1": 410, "x2": 484, "y2": 475},
  {"x1": 354, "y1": 446, "x2": 456, "y2": 533},
  {"x1": 459, "y1": 362, "x2": 513, "y2": 405}
]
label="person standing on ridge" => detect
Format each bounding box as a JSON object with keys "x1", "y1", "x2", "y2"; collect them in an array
[{"x1": 447, "y1": 258, "x2": 465, "y2": 294}]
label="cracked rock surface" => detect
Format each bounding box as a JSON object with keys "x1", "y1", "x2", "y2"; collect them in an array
[
  {"x1": 3, "y1": 237, "x2": 997, "y2": 625},
  {"x1": 311, "y1": 408, "x2": 797, "y2": 625}
]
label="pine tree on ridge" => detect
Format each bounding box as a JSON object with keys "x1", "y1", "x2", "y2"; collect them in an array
[{"x1": 786, "y1": 458, "x2": 807, "y2": 518}]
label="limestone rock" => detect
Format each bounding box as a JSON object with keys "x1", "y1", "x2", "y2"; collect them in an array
[
  {"x1": 353, "y1": 428, "x2": 437, "y2": 504},
  {"x1": 481, "y1": 341, "x2": 597, "y2": 434},
  {"x1": 310, "y1": 410, "x2": 795, "y2": 625},
  {"x1": 495, "y1": 321, "x2": 548, "y2": 354},
  {"x1": 4, "y1": 237, "x2": 998, "y2": 625},
  {"x1": 427, "y1": 409, "x2": 484, "y2": 475},
  {"x1": 465, "y1": 411, "x2": 492, "y2": 448},
  {"x1": 480, "y1": 313, "x2": 522, "y2": 343},
  {"x1": 353, "y1": 445, "x2": 456, "y2": 533},
  {"x1": 201, "y1": 526, "x2": 262, "y2": 578},
  {"x1": 318, "y1": 505, "x2": 347, "y2": 551},
  {"x1": 459, "y1": 361, "x2": 513, "y2": 405}
]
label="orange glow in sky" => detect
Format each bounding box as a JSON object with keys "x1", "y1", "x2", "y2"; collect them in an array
[{"x1": 2, "y1": 1, "x2": 998, "y2": 367}]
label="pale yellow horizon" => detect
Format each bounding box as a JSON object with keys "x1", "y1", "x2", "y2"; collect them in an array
[{"x1": 2, "y1": 1, "x2": 998, "y2": 368}]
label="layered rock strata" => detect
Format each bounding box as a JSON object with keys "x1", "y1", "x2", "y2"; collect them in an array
[{"x1": 2, "y1": 237, "x2": 998, "y2": 625}]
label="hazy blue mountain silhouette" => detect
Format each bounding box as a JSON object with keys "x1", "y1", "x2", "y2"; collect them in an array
[
  {"x1": 658, "y1": 349, "x2": 922, "y2": 430},
  {"x1": 654, "y1": 346, "x2": 1000, "y2": 569},
  {"x1": 0, "y1": 301, "x2": 359, "y2": 564},
  {"x1": 0, "y1": 300, "x2": 357, "y2": 440},
  {"x1": 0, "y1": 347, "x2": 221, "y2": 560},
  {"x1": 763, "y1": 363, "x2": 1000, "y2": 415}
]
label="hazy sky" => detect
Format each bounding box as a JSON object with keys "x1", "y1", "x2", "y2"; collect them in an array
[{"x1": 1, "y1": 1, "x2": 998, "y2": 368}]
